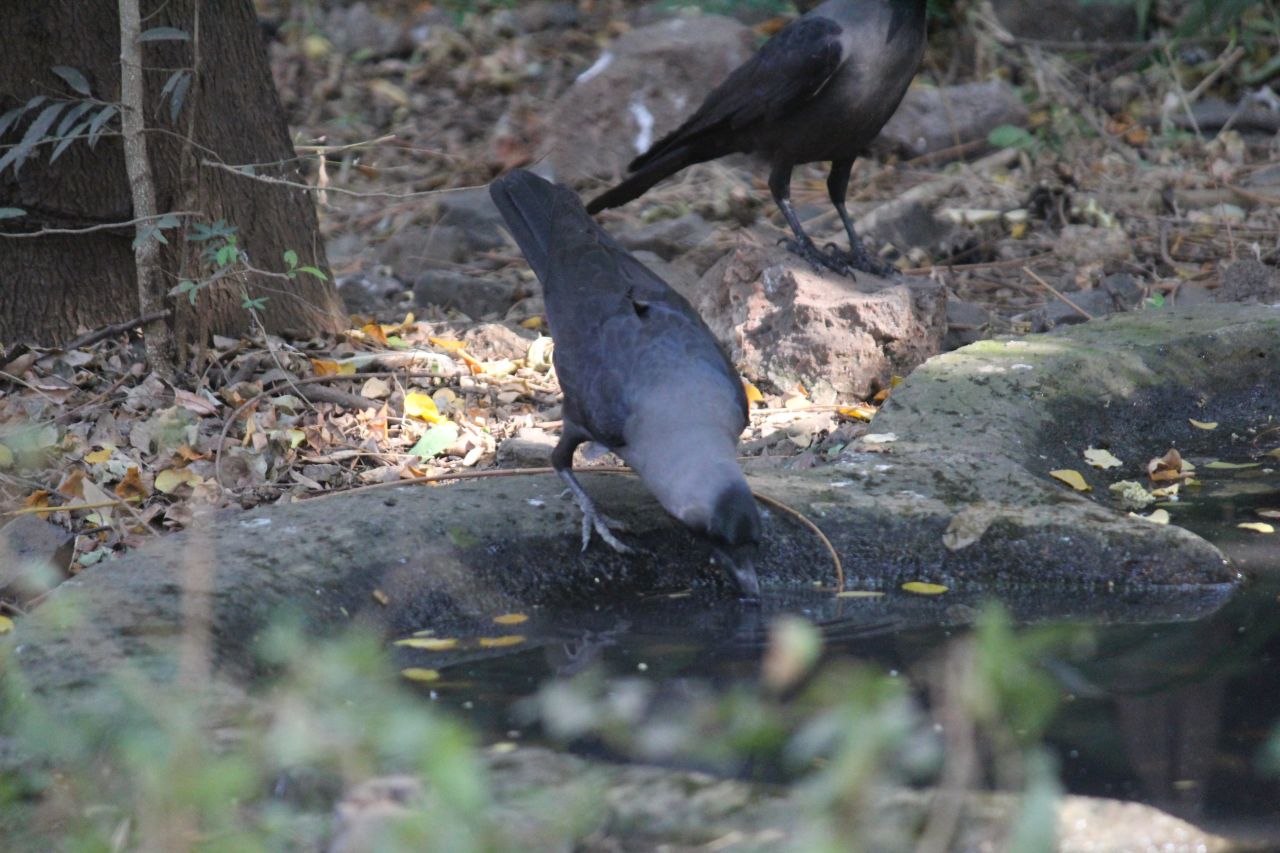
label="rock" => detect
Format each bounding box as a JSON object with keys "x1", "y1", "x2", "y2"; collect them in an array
[
  {"x1": 545, "y1": 16, "x2": 755, "y2": 183},
  {"x1": 413, "y1": 270, "x2": 521, "y2": 319},
  {"x1": 427, "y1": 187, "x2": 509, "y2": 255},
  {"x1": 694, "y1": 233, "x2": 947, "y2": 401},
  {"x1": 514, "y1": 1, "x2": 579, "y2": 32},
  {"x1": 324, "y1": 3, "x2": 412, "y2": 59},
  {"x1": 460, "y1": 322, "x2": 537, "y2": 361},
  {"x1": 1053, "y1": 224, "x2": 1132, "y2": 268},
  {"x1": 613, "y1": 211, "x2": 735, "y2": 281},
  {"x1": 990, "y1": 0, "x2": 1139, "y2": 42},
  {"x1": 945, "y1": 298, "x2": 996, "y2": 350},
  {"x1": 1218, "y1": 258, "x2": 1280, "y2": 304},
  {"x1": 336, "y1": 272, "x2": 409, "y2": 318},
  {"x1": 497, "y1": 427, "x2": 557, "y2": 468},
  {"x1": 874, "y1": 80, "x2": 1030, "y2": 159},
  {"x1": 0, "y1": 515, "x2": 72, "y2": 604},
  {"x1": 1018, "y1": 271, "x2": 1145, "y2": 331}
]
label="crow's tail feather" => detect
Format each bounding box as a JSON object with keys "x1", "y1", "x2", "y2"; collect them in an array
[{"x1": 585, "y1": 145, "x2": 702, "y2": 214}]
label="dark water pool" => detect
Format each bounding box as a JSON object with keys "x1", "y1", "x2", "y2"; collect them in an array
[{"x1": 395, "y1": 463, "x2": 1280, "y2": 840}]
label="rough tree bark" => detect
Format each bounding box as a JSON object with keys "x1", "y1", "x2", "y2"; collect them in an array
[{"x1": 0, "y1": 0, "x2": 346, "y2": 352}]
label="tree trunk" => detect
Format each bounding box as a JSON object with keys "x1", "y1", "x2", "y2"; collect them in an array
[{"x1": 0, "y1": 0, "x2": 346, "y2": 352}]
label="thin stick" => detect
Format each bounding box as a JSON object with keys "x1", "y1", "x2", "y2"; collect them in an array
[
  {"x1": 4, "y1": 498, "x2": 142, "y2": 517},
  {"x1": 62, "y1": 310, "x2": 171, "y2": 351},
  {"x1": 752, "y1": 491, "x2": 844, "y2": 593},
  {"x1": 1022, "y1": 266, "x2": 1094, "y2": 320},
  {"x1": 0, "y1": 212, "x2": 200, "y2": 240}
]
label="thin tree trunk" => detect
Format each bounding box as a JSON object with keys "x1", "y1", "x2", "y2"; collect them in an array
[{"x1": 117, "y1": 0, "x2": 176, "y2": 379}]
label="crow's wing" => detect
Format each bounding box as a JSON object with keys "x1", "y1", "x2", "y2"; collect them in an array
[{"x1": 631, "y1": 15, "x2": 845, "y2": 171}]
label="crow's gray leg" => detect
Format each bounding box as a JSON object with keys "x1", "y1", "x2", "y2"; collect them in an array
[
  {"x1": 552, "y1": 426, "x2": 631, "y2": 553},
  {"x1": 827, "y1": 158, "x2": 899, "y2": 278},
  {"x1": 769, "y1": 163, "x2": 856, "y2": 278}
]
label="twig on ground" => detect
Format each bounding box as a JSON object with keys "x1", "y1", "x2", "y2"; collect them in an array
[
  {"x1": 62, "y1": 310, "x2": 172, "y2": 351},
  {"x1": 1023, "y1": 266, "x2": 1094, "y2": 319}
]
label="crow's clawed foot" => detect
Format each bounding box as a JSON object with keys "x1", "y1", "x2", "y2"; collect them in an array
[
  {"x1": 780, "y1": 237, "x2": 856, "y2": 278},
  {"x1": 579, "y1": 507, "x2": 632, "y2": 554},
  {"x1": 835, "y1": 243, "x2": 900, "y2": 279}
]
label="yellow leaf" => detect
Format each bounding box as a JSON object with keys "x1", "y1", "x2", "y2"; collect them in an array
[
  {"x1": 478, "y1": 635, "x2": 525, "y2": 648},
  {"x1": 394, "y1": 637, "x2": 459, "y2": 651},
  {"x1": 519, "y1": 316, "x2": 545, "y2": 330},
  {"x1": 1189, "y1": 419, "x2": 1218, "y2": 430},
  {"x1": 371, "y1": 588, "x2": 390, "y2": 606},
  {"x1": 1050, "y1": 469, "x2": 1091, "y2": 491},
  {"x1": 404, "y1": 391, "x2": 444, "y2": 423},
  {"x1": 285, "y1": 429, "x2": 306, "y2": 449},
  {"x1": 493, "y1": 613, "x2": 528, "y2": 625},
  {"x1": 1130, "y1": 508, "x2": 1171, "y2": 525},
  {"x1": 1083, "y1": 448, "x2": 1122, "y2": 469},
  {"x1": 836, "y1": 590, "x2": 885, "y2": 598},
  {"x1": 84, "y1": 447, "x2": 114, "y2": 465},
  {"x1": 154, "y1": 467, "x2": 203, "y2": 494},
  {"x1": 310, "y1": 358, "x2": 355, "y2": 377},
  {"x1": 1238, "y1": 522, "x2": 1275, "y2": 534},
  {"x1": 0, "y1": 444, "x2": 12, "y2": 469},
  {"x1": 0, "y1": 615, "x2": 12, "y2": 634},
  {"x1": 902, "y1": 581, "x2": 948, "y2": 595},
  {"x1": 480, "y1": 359, "x2": 516, "y2": 378},
  {"x1": 743, "y1": 381, "x2": 764, "y2": 404},
  {"x1": 361, "y1": 323, "x2": 389, "y2": 346},
  {"x1": 837, "y1": 404, "x2": 877, "y2": 422},
  {"x1": 1205, "y1": 461, "x2": 1261, "y2": 470},
  {"x1": 429, "y1": 337, "x2": 467, "y2": 352},
  {"x1": 400, "y1": 667, "x2": 440, "y2": 683}
]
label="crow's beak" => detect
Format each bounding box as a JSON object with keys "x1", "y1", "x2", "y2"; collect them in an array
[{"x1": 715, "y1": 545, "x2": 760, "y2": 600}]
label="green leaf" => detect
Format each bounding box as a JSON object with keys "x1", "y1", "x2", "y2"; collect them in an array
[
  {"x1": 0, "y1": 102, "x2": 65, "y2": 174},
  {"x1": 49, "y1": 121, "x2": 90, "y2": 164},
  {"x1": 50, "y1": 65, "x2": 91, "y2": 96},
  {"x1": 283, "y1": 249, "x2": 299, "y2": 269},
  {"x1": 296, "y1": 265, "x2": 327, "y2": 281},
  {"x1": 86, "y1": 105, "x2": 117, "y2": 149},
  {"x1": 988, "y1": 124, "x2": 1035, "y2": 150},
  {"x1": 138, "y1": 26, "x2": 190, "y2": 42},
  {"x1": 55, "y1": 100, "x2": 95, "y2": 138},
  {"x1": 409, "y1": 423, "x2": 459, "y2": 459},
  {"x1": 0, "y1": 208, "x2": 25, "y2": 220}
]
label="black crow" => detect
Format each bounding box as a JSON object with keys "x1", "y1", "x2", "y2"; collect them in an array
[
  {"x1": 490, "y1": 169, "x2": 761, "y2": 597},
  {"x1": 587, "y1": 0, "x2": 928, "y2": 278}
]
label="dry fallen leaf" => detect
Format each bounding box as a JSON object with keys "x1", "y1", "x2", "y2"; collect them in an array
[
  {"x1": 403, "y1": 391, "x2": 444, "y2": 424},
  {"x1": 360, "y1": 377, "x2": 391, "y2": 399},
  {"x1": 743, "y1": 380, "x2": 764, "y2": 405},
  {"x1": 84, "y1": 447, "x2": 114, "y2": 465},
  {"x1": 943, "y1": 504, "x2": 997, "y2": 551},
  {"x1": 114, "y1": 466, "x2": 150, "y2": 500},
  {"x1": 310, "y1": 358, "x2": 355, "y2": 377},
  {"x1": 400, "y1": 667, "x2": 440, "y2": 683},
  {"x1": 1130, "y1": 508, "x2": 1171, "y2": 525},
  {"x1": 1050, "y1": 469, "x2": 1091, "y2": 491},
  {"x1": 0, "y1": 615, "x2": 12, "y2": 634},
  {"x1": 1237, "y1": 522, "x2": 1275, "y2": 534},
  {"x1": 478, "y1": 635, "x2": 525, "y2": 648},
  {"x1": 1205, "y1": 461, "x2": 1261, "y2": 470},
  {"x1": 394, "y1": 637, "x2": 459, "y2": 651},
  {"x1": 902, "y1": 581, "x2": 948, "y2": 595},
  {"x1": 1147, "y1": 449, "x2": 1189, "y2": 483},
  {"x1": 155, "y1": 467, "x2": 204, "y2": 494},
  {"x1": 1083, "y1": 447, "x2": 1122, "y2": 469},
  {"x1": 836, "y1": 590, "x2": 885, "y2": 598},
  {"x1": 493, "y1": 613, "x2": 528, "y2": 625},
  {"x1": 1257, "y1": 509, "x2": 1280, "y2": 520},
  {"x1": 837, "y1": 404, "x2": 877, "y2": 422},
  {"x1": 1188, "y1": 419, "x2": 1218, "y2": 430},
  {"x1": 371, "y1": 589, "x2": 390, "y2": 606},
  {"x1": 862, "y1": 433, "x2": 898, "y2": 445}
]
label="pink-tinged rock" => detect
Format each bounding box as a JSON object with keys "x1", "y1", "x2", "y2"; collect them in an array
[{"x1": 694, "y1": 234, "x2": 946, "y2": 402}]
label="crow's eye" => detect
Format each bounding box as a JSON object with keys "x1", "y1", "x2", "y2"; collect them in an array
[{"x1": 631, "y1": 299, "x2": 650, "y2": 318}]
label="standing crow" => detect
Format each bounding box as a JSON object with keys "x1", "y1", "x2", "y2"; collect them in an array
[
  {"x1": 490, "y1": 169, "x2": 761, "y2": 598},
  {"x1": 587, "y1": 0, "x2": 928, "y2": 278}
]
